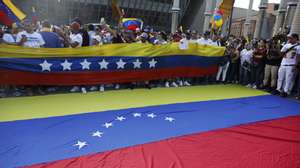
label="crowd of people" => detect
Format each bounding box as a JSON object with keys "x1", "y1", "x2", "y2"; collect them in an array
[{"x1": 0, "y1": 18, "x2": 300, "y2": 100}]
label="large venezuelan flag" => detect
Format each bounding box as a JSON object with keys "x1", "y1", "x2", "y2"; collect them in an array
[
  {"x1": 0, "y1": 43, "x2": 225, "y2": 85},
  {"x1": 0, "y1": 0, "x2": 26, "y2": 25},
  {"x1": 1, "y1": 85, "x2": 300, "y2": 167}
]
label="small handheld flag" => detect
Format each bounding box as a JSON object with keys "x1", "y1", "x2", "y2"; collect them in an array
[{"x1": 122, "y1": 18, "x2": 143, "y2": 31}]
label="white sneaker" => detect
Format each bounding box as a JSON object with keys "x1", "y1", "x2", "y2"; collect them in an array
[
  {"x1": 115, "y1": 84, "x2": 120, "y2": 90},
  {"x1": 179, "y1": 80, "x2": 183, "y2": 86},
  {"x1": 90, "y1": 86, "x2": 98, "y2": 91},
  {"x1": 81, "y1": 87, "x2": 87, "y2": 94},
  {"x1": 70, "y1": 86, "x2": 80, "y2": 92},
  {"x1": 99, "y1": 85, "x2": 105, "y2": 92},
  {"x1": 171, "y1": 82, "x2": 178, "y2": 87},
  {"x1": 184, "y1": 81, "x2": 191, "y2": 86},
  {"x1": 165, "y1": 82, "x2": 170, "y2": 88},
  {"x1": 252, "y1": 85, "x2": 257, "y2": 89},
  {"x1": 246, "y1": 84, "x2": 252, "y2": 88}
]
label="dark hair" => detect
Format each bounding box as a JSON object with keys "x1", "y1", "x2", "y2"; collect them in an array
[
  {"x1": 72, "y1": 17, "x2": 82, "y2": 26},
  {"x1": 88, "y1": 24, "x2": 95, "y2": 31},
  {"x1": 290, "y1": 33, "x2": 299, "y2": 40},
  {"x1": 42, "y1": 20, "x2": 51, "y2": 28}
]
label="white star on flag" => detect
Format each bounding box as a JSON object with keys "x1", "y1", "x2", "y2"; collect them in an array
[
  {"x1": 73, "y1": 140, "x2": 87, "y2": 150},
  {"x1": 133, "y1": 113, "x2": 142, "y2": 117},
  {"x1": 80, "y1": 59, "x2": 91, "y2": 70},
  {"x1": 39, "y1": 60, "x2": 52, "y2": 72},
  {"x1": 116, "y1": 59, "x2": 126, "y2": 69},
  {"x1": 61, "y1": 59, "x2": 72, "y2": 71},
  {"x1": 99, "y1": 59, "x2": 109, "y2": 70},
  {"x1": 133, "y1": 59, "x2": 142, "y2": 69},
  {"x1": 147, "y1": 113, "x2": 157, "y2": 118},
  {"x1": 103, "y1": 122, "x2": 113, "y2": 128},
  {"x1": 92, "y1": 131, "x2": 104, "y2": 138},
  {"x1": 165, "y1": 117, "x2": 175, "y2": 122},
  {"x1": 148, "y1": 58, "x2": 157, "y2": 68},
  {"x1": 116, "y1": 116, "x2": 126, "y2": 121}
]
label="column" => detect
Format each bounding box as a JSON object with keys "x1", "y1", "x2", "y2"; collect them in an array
[
  {"x1": 254, "y1": 0, "x2": 268, "y2": 39},
  {"x1": 284, "y1": 0, "x2": 298, "y2": 28},
  {"x1": 171, "y1": 0, "x2": 180, "y2": 34},
  {"x1": 244, "y1": 0, "x2": 254, "y2": 38},
  {"x1": 203, "y1": 0, "x2": 213, "y2": 33},
  {"x1": 273, "y1": 0, "x2": 287, "y2": 35},
  {"x1": 290, "y1": 0, "x2": 300, "y2": 34}
]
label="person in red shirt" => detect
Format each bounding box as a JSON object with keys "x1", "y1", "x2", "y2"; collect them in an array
[{"x1": 251, "y1": 40, "x2": 267, "y2": 89}]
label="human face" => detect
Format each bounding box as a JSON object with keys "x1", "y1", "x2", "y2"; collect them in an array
[
  {"x1": 24, "y1": 24, "x2": 33, "y2": 33},
  {"x1": 287, "y1": 36, "x2": 296, "y2": 44}
]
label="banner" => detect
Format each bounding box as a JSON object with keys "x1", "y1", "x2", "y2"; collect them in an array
[{"x1": 0, "y1": 43, "x2": 225, "y2": 85}]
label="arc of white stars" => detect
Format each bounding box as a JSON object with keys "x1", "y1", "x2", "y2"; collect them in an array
[
  {"x1": 116, "y1": 59, "x2": 126, "y2": 69},
  {"x1": 148, "y1": 59, "x2": 157, "y2": 68},
  {"x1": 103, "y1": 122, "x2": 113, "y2": 128},
  {"x1": 92, "y1": 131, "x2": 104, "y2": 138},
  {"x1": 99, "y1": 59, "x2": 109, "y2": 70},
  {"x1": 116, "y1": 116, "x2": 126, "y2": 121},
  {"x1": 73, "y1": 140, "x2": 87, "y2": 150},
  {"x1": 133, "y1": 113, "x2": 142, "y2": 117},
  {"x1": 61, "y1": 59, "x2": 72, "y2": 71},
  {"x1": 80, "y1": 59, "x2": 91, "y2": 70},
  {"x1": 39, "y1": 60, "x2": 52, "y2": 72},
  {"x1": 165, "y1": 117, "x2": 175, "y2": 122},
  {"x1": 147, "y1": 113, "x2": 157, "y2": 118},
  {"x1": 133, "y1": 59, "x2": 142, "y2": 69}
]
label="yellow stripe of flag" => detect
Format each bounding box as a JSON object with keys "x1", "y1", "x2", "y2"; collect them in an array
[{"x1": 3, "y1": 0, "x2": 26, "y2": 20}]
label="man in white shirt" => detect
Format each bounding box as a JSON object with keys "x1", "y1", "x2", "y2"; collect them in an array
[
  {"x1": 197, "y1": 31, "x2": 212, "y2": 45},
  {"x1": 16, "y1": 21, "x2": 45, "y2": 48},
  {"x1": 274, "y1": 33, "x2": 300, "y2": 97}
]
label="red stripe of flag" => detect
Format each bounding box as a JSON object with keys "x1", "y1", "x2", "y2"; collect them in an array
[
  {"x1": 25, "y1": 116, "x2": 300, "y2": 168},
  {"x1": 0, "y1": 66, "x2": 218, "y2": 85},
  {"x1": 0, "y1": 9, "x2": 13, "y2": 25}
]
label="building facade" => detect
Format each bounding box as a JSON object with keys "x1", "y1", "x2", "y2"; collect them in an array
[
  {"x1": 13, "y1": 0, "x2": 201, "y2": 31},
  {"x1": 230, "y1": 3, "x2": 278, "y2": 39}
]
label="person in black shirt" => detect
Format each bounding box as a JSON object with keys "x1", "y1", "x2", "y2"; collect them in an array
[{"x1": 263, "y1": 40, "x2": 282, "y2": 91}]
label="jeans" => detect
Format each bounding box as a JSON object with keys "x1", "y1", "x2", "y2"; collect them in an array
[
  {"x1": 216, "y1": 62, "x2": 230, "y2": 82},
  {"x1": 239, "y1": 64, "x2": 251, "y2": 85},
  {"x1": 228, "y1": 62, "x2": 239, "y2": 83},
  {"x1": 251, "y1": 63, "x2": 265, "y2": 87}
]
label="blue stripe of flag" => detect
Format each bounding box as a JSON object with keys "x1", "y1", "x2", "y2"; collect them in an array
[{"x1": 0, "y1": 55, "x2": 223, "y2": 73}]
